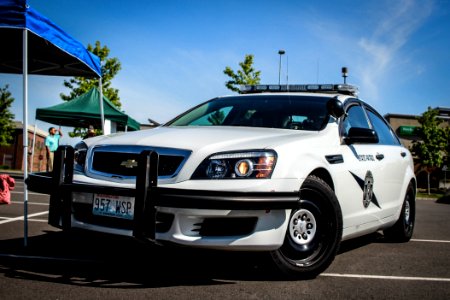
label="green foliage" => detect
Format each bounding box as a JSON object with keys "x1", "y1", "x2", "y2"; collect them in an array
[
  {"x1": 445, "y1": 126, "x2": 450, "y2": 159},
  {"x1": 410, "y1": 107, "x2": 448, "y2": 194},
  {"x1": 60, "y1": 41, "x2": 122, "y2": 137},
  {"x1": 223, "y1": 54, "x2": 261, "y2": 93},
  {"x1": 411, "y1": 107, "x2": 447, "y2": 170},
  {"x1": 0, "y1": 85, "x2": 15, "y2": 146}
]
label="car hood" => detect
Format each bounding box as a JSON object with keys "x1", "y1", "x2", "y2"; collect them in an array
[{"x1": 85, "y1": 126, "x2": 318, "y2": 152}]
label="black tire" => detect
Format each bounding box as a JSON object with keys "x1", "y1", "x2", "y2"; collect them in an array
[
  {"x1": 384, "y1": 183, "x2": 415, "y2": 242},
  {"x1": 270, "y1": 175, "x2": 342, "y2": 279}
]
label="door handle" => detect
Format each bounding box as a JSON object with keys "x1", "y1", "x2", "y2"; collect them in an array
[{"x1": 376, "y1": 153, "x2": 384, "y2": 160}]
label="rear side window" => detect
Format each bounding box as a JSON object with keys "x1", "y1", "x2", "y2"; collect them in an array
[{"x1": 366, "y1": 109, "x2": 400, "y2": 145}]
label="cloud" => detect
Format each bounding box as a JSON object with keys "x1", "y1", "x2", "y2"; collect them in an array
[
  {"x1": 356, "y1": 0, "x2": 433, "y2": 100},
  {"x1": 303, "y1": 0, "x2": 434, "y2": 104}
]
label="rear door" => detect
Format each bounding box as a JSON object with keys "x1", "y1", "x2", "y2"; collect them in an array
[{"x1": 364, "y1": 106, "x2": 410, "y2": 218}]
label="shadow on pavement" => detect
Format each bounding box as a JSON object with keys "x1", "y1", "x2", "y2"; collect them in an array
[
  {"x1": 436, "y1": 194, "x2": 450, "y2": 204},
  {"x1": 0, "y1": 230, "x2": 278, "y2": 288},
  {"x1": 337, "y1": 232, "x2": 385, "y2": 253},
  {"x1": 0, "y1": 229, "x2": 396, "y2": 287}
]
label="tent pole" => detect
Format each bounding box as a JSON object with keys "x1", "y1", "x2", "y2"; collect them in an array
[
  {"x1": 30, "y1": 121, "x2": 37, "y2": 173},
  {"x1": 99, "y1": 78, "x2": 105, "y2": 135},
  {"x1": 23, "y1": 29, "x2": 29, "y2": 247}
]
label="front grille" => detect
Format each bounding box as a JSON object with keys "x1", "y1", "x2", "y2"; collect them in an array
[
  {"x1": 88, "y1": 145, "x2": 191, "y2": 179},
  {"x1": 92, "y1": 152, "x2": 184, "y2": 177}
]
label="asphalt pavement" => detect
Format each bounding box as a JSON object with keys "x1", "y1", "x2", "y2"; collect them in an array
[{"x1": 0, "y1": 177, "x2": 449, "y2": 299}]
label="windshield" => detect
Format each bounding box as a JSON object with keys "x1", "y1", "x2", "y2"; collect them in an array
[{"x1": 166, "y1": 95, "x2": 331, "y2": 131}]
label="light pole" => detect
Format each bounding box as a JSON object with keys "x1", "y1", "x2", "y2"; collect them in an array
[{"x1": 278, "y1": 50, "x2": 285, "y2": 85}]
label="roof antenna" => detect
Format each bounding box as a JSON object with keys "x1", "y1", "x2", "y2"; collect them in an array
[{"x1": 341, "y1": 67, "x2": 348, "y2": 84}]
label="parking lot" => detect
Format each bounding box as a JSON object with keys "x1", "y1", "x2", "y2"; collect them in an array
[{"x1": 1, "y1": 177, "x2": 450, "y2": 299}]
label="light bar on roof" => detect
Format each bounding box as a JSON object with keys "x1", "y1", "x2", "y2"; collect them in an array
[{"x1": 240, "y1": 84, "x2": 359, "y2": 96}]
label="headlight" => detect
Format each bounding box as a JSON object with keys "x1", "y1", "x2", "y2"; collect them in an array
[
  {"x1": 192, "y1": 150, "x2": 277, "y2": 179},
  {"x1": 74, "y1": 141, "x2": 88, "y2": 172}
]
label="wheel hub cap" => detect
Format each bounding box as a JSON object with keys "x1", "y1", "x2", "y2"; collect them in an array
[
  {"x1": 404, "y1": 201, "x2": 410, "y2": 224},
  {"x1": 289, "y1": 209, "x2": 317, "y2": 245}
]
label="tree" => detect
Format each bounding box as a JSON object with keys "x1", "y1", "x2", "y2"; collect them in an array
[
  {"x1": 445, "y1": 126, "x2": 450, "y2": 160},
  {"x1": 0, "y1": 85, "x2": 15, "y2": 147},
  {"x1": 60, "y1": 41, "x2": 122, "y2": 137},
  {"x1": 223, "y1": 54, "x2": 261, "y2": 93},
  {"x1": 410, "y1": 107, "x2": 447, "y2": 194}
]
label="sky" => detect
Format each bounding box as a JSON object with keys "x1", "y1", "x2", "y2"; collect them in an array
[{"x1": 1, "y1": 0, "x2": 450, "y2": 145}]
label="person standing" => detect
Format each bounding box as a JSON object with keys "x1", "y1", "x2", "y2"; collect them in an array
[
  {"x1": 83, "y1": 125, "x2": 96, "y2": 139},
  {"x1": 45, "y1": 127, "x2": 62, "y2": 172}
]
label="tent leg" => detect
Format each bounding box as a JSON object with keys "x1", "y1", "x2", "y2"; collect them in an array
[
  {"x1": 99, "y1": 78, "x2": 105, "y2": 135},
  {"x1": 23, "y1": 29, "x2": 29, "y2": 247},
  {"x1": 31, "y1": 121, "x2": 37, "y2": 173}
]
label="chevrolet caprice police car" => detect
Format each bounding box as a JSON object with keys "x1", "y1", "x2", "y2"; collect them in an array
[{"x1": 27, "y1": 83, "x2": 416, "y2": 278}]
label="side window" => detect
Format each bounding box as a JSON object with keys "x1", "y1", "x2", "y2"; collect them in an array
[
  {"x1": 342, "y1": 104, "x2": 370, "y2": 136},
  {"x1": 366, "y1": 109, "x2": 400, "y2": 145}
]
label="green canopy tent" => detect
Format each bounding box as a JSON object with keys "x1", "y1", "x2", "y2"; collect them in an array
[{"x1": 36, "y1": 88, "x2": 140, "y2": 131}]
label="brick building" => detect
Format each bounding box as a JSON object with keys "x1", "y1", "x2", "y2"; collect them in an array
[
  {"x1": 0, "y1": 121, "x2": 49, "y2": 172},
  {"x1": 384, "y1": 107, "x2": 450, "y2": 149},
  {"x1": 384, "y1": 107, "x2": 450, "y2": 190}
]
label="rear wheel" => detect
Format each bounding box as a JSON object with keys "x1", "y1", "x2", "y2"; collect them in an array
[
  {"x1": 270, "y1": 175, "x2": 342, "y2": 279},
  {"x1": 384, "y1": 183, "x2": 415, "y2": 242}
]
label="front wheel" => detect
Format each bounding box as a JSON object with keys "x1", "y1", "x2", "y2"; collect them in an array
[{"x1": 270, "y1": 176, "x2": 342, "y2": 279}]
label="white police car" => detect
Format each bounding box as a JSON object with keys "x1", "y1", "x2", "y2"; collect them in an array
[{"x1": 28, "y1": 83, "x2": 416, "y2": 278}]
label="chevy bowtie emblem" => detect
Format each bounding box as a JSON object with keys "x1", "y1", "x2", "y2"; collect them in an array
[{"x1": 120, "y1": 159, "x2": 138, "y2": 168}]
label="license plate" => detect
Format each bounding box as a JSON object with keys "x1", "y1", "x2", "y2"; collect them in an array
[{"x1": 92, "y1": 194, "x2": 135, "y2": 220}]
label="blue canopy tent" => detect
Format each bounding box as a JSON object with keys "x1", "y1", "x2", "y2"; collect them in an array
[{"x1": 0, "y1": 0, "x2": 102, "y2": 246}]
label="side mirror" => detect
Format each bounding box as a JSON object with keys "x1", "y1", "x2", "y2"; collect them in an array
[
  {"x1": 327, "y1": 98, "x2": 345, "y2": 119},
  {"x1": 345, "y1": 127, "x2": 379, "y2": 144}
]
